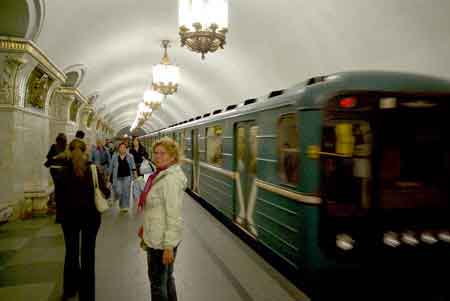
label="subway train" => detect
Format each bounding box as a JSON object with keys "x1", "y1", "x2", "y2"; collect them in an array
[{"x1": 139, "y1": 71, "x2": 450, "y2": 300}]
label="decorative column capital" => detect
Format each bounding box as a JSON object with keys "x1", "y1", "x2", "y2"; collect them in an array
[{"x1": 0, "y1": 37, "x2": 66, "y2": 83}]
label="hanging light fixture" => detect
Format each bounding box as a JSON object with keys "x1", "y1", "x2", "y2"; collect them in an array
[
  {"x1": 143, "y1": 88, "x2": 164, "y2": 110},
  {"x1": 138, "y1": 102, "x2": 153, "y2": 119},
  {"x1": 179, "y1": 0, "x2": 228, "y2": 59},
  {"x1": 152, "y1": 40, "x2": 179, "y2": 95}
]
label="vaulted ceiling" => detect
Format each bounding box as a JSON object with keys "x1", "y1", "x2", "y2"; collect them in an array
[{"x1": 2, "y1": 0, "x2": 450, "y2": 134}]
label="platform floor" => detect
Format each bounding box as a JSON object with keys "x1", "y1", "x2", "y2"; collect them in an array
[{"x1": 0, "y1": 194, "x2": 309, "y2": 301}]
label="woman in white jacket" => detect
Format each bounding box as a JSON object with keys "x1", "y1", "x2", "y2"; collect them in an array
[{"x1": 138, "y1": 137, "x2": 187, "y2": 301}]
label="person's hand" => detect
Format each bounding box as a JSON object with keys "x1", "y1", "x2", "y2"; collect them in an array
[{"x1": 162, "y1": 248, "x2": 174, "y2": 265}]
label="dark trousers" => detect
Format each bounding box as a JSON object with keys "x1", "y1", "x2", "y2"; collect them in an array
[
  {"x1": 61, "y1": 218, "x2": 100, "y2": 301},
  {"x1": 50, "y1": 168, "x2": 64, "y2": 223},
  {"x1": 147, "y1": 246, "x2": 178, "y2": 301}
]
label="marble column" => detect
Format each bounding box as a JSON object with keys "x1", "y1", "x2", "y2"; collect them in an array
[
  {"x1": 48, "y1": 91, "x2": 75, "y2": 143},
  {"x1": 0, "y1": 37, "x2": 65, "y2": 220}
]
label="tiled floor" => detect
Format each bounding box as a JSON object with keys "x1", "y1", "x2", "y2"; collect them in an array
[{"x1": 0, "y1": 196, "x2": 309, "y2": 301}]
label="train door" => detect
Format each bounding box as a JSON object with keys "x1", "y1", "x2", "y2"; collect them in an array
[
  {"x1": 192, "y1": 128, "x2": 200, "y2": 193},
  {"x1": 234, "y1": 121, "x2": 258, "y2": 237}
]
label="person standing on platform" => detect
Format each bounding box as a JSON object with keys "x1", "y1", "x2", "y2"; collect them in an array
[
  {"x1": 137, "y1": 137, "x2": 187, "y2": 301},
  {"x1": 75, "y1": 130, "x2": 85, "y2": 141},
  {"x1": 59, "y1": 139, "x2": 110, "y2": 301},
  {"x1": 110, "y1": 142, "x2": 137, "y2": 212},
  {"x1": 130, "y1": 136, "x2": 149, "y2": 177},
  {"x1": 44, "y1": 133, "x2": 67, "y2": 222},
  {"x1": 91, "y1": 138, "x2": 111, "y2": 181}
]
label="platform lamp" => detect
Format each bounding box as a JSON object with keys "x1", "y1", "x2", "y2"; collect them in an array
[
  {"x1": 179, "y1": 0, "x2": 228, "y2": 59},
  {"x1": 143, "y1": 88, "x2": 164, "y2": 110},
  {"x1": 152, "y1": 40, "x2": 179, "y2": 96}
]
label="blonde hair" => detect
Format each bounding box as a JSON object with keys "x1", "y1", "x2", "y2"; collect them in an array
[
  {"x1": 69, "y1": 139, "x2": 88, "y2": 177},
  {"x1": 152, "y1": 137, "x2": 182, "y2": 164}
]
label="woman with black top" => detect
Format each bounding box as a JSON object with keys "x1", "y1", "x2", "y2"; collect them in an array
[
  {"x1": 45, "y1": 133, "x2": 67, "y2": 223},
  {"x1": 59, "y1": 139, "x2": 110, "y2": 301},
  {"x1": 130, "y1": 136, "x2": 149, "y2": 177}
]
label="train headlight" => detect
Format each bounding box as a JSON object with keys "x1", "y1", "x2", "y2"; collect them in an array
[
  {"x1": 420, "y1": 232, "x2": 437, "y2": 244},
  {"x1": 438, "y1": 231, "x2": 450, "y2": 243},
  {"x1": 401, "y1": 232, "x2": 418, "y2": 246},
  {"x1": 336, "y1": 234, "x2": 354, "y2": 251},
  {"x1": 383, "y1": 232, "x2": 400, "y2": 247}
]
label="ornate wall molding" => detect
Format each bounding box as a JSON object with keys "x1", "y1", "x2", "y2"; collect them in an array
[
  {"x1": 0, "y1": 37, "x2": 66, "y2": 83},
  {"x1": 25, "y1": 67, "x2": 52, "y2": 110},
  {"x1": 63, "y1": 64, "x2": 87, "y2": 89},
  {"x1": 78, "y1": 104, "x2": 93, "y2": 128},
  {"x1": 0, "y1": 56, "x2": 28, "y2": 105},
  {"x1": 54, "y1": 87, "x2": 112, "y2": 135},
  {"x1": 56, "y1": 86, "x2": 89, "y2": 103},
  {"x1": 25, "y1": 0, "x2": 46, "y2": 42},
  {"x1": 0, "y1": 104, "x2": 50, "y2": 119}
]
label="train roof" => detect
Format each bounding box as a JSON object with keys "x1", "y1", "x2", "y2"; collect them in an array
[
  {"x1": 142, "y1": 70, "x2": 450, "y2": 137},
  {"x1": 300, "y1": 70, "x2": 450, "y2": 108}
]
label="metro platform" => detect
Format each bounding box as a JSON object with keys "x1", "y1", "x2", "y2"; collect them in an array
[{"x1": 0, "y1": 194, "x2": 308, "y2": 301}]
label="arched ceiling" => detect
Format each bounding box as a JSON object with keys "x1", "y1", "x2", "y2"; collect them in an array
[{"x1": 4, "y1": 0, "x2": 450, "y2": 135}]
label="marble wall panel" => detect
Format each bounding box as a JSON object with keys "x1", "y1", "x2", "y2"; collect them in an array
[
  {"x1": 0, "y1": 111, "x2": 20, "y2": 208},
  {"x1": 21, "y1": 110, "x2": 50, "y2": 193}
]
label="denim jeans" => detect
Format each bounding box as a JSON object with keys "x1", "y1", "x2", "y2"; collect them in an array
[
  {"x1": 147, "y1": 246, "x2": 178, "y2": 301},
  {"x1": 113, "y1": 176, "x2": 131, "y2": 209}
]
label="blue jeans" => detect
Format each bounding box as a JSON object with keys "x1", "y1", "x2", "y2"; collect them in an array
[
  {"x1": 113, "y1": 176, "x2": 131, "y2": 209},
  {"x1": 147, "y1": 246, "x2": 178, "y2": 301}
]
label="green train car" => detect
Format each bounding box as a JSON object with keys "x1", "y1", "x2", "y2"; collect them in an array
[{"x1": 140, "y1": 71, "x2": 450, "y2": 300}]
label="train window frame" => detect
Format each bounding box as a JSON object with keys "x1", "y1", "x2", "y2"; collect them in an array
[
  {"x1": 320, "y1": 120, "x2": 373, "y2": 213},
  {"x1": 206, "y1": 124, "x2": 224, "y2": 167},
  {"x1": 276, "y1": 112, "x2": 300, "y2": 187},
  {"x1": 198, "y1": 128, "x2": 206, "y2": 162},
  {"x1": 179, "y1": 130, "x2": 185, "y2": 155}
]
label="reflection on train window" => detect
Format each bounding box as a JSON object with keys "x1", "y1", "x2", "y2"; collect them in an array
[
  {"x1": 184, "y1": 131, "x2": 192, "y2": 158},
  {"x1": 236, "y1": 127, "x2": 246, "y2": 171},
  {"x1": 206, "y1": 125, "x2": 223, "y2": 166},
  {"x1": 378, "y1": 101, "x2": 449, "y2": 209},
  {"x1": 179, "y1": 130, "x2": 185, "y2": 155},
  {"x1": 249, "y1": 126, "x2": 258, "y2": 176},
  {"x1": 277, "y1": 113, "x2": 300, "y2": 186},
  {"x1": 321, "y1": 121, "x2": 372, "y2": 210}
]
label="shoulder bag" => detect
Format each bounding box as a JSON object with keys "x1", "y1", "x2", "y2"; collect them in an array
[{"x1": 90, "y1": 164, "x2": 109, "y2": 213}]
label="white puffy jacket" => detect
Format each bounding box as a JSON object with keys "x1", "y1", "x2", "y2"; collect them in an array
[{"x1": 143, "y1": 164, "x2": 187, "y2": 250}]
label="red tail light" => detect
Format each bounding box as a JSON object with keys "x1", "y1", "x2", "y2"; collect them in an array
[{"x1": 339, "y1": 97, "x2": 357, "y2": 108}]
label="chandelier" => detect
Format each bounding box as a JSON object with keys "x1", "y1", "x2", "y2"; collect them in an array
[
  {"x1": 179, "y1": 0, "x2": 228, "y2": 59},
  {"x1": 138, "y1": 102, "x2": 153, "y2": 119},
  {"x1": 131, "y1": 102, "x2": 152, "y2": 132},
  {"x1": 152, "y1": 40, "x2": 179, "y2": 95},
  {"x1": 143, "y1": 88, "x2": 164, "y2": 110}
]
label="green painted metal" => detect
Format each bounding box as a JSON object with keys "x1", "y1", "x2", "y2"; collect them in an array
[
  {"x1": 139, "y1": 71, "x2": 450, "y2": 288},
  {"x1": 298, "y1": 110, "x2": 322, "y2": 194}
]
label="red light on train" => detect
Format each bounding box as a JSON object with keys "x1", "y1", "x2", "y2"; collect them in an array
[{"x1": 339, "y1": 97, "x2": 357, "y2": 108}]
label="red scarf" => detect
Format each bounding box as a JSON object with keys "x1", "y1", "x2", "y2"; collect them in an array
[{"x1": 137, "y1": 167, "x2": 166, "y2": 212}]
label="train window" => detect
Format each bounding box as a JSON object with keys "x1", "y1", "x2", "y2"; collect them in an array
[
  {"x1": 277, "y1": 113, "x2": 300, "y2": 186},
  {"x1": 179, "y1": 130, "x2": 185, "y2": 154},
  {"x1": 377, "y1": 98, "x2": 450, "y2": 210},
  {"x1": 321, "y1": 121, "x2": 372, "y2": 211},
  {"x1": 199, "y1": 128, "x2": 206, "y2": 161},
  {"x1": 206, "y1": 125, "x2": 224, "y2": 167}
]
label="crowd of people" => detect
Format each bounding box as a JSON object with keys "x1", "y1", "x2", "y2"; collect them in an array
[{"x1": 45, "y1": 130, "x2": 186, "y2": 301}]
